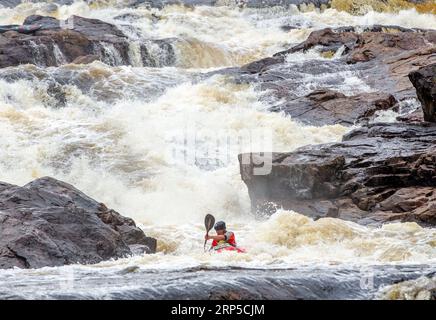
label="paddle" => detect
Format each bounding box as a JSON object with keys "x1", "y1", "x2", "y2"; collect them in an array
[{"x1": 204, "y1": 214, "x2": 215, "y2": 251}]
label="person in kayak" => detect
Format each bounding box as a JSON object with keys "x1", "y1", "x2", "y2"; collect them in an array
[{"x1": 205, "y1": 221, "x2": 237, "y2": 251}]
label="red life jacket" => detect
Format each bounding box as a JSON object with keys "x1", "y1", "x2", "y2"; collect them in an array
[{"x1": 212, "y1": 231, "x2": 236, "y2": 249}]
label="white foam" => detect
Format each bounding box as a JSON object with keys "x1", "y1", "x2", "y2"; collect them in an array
[{"x1": 0, "y1": 2, "x2": 435, "y2": 274}]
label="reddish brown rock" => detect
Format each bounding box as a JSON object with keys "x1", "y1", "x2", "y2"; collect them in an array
[
  {"x1": 231, "y1": 25, "x2": 436, "y2": 127},
  {"x1": 274, "y1": 26, "x2": 436, "y2": 97}
]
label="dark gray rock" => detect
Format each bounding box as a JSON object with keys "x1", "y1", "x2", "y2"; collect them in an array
[
  {"x1": 221, "y1": 25, "x2": 436, "y2": 126},
  {"x1": 0, "y1": 15, "x2": 176, "y2": 68},
  {"x1": 0, "y1": 176, "x2": 156, "y2": 269},
  {"x1": 279, "y1": 26, "x2": 436, "y2": 101},
  {"x1": 409, "y1": 63, "x2": 436, "y2": 122},
  {"x1": 236, "y1": 27, "x2": 436, "y2": 223},
  {"x1": 239, "y1": 122, "x2": 436, "y2": 226},
  {"x1": 269, "y1": 89, "x2": 398, "y2": 126}
]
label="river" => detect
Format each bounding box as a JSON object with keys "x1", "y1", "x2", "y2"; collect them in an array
[{"x1": 0, "y1": 0, "x2": 435, "y2": 299}]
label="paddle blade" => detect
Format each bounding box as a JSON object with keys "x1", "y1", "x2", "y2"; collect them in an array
[{"x1": 204, "y1": 214, "x2": 215, "y2": 233}]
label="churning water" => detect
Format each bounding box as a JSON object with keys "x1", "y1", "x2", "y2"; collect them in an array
[{"x1": 0, "y1": 0, "x2": 435, "y2": 299}]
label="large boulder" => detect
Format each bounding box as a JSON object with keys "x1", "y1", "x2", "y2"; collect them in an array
[
  {"x1": 0, "y1": 15, "x2": 175, "y2": 68},
  {"x1": 239, "y1": 122, "x2": 436, "y2": 226},
  {"x1": 409, "y1": 64, "x2": 436, "y2": 122},
  {"x1": 0, "y1": 177, "x2": 156, "y2": 269}
]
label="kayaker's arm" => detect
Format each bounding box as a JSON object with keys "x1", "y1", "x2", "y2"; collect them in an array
[{"x1": 205, "y1": 235, "x2": 226, "y2": 241}]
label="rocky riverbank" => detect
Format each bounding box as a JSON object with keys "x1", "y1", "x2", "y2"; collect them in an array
[
  {"x1": 0, "y1": 177, "x2": 156, "y2": 269},
  {"x1": 238, "y1": 24, "x2": 436, "y2": 226},
  {"x1": 228, "y1": 25, "x2": 436, "y2": 125},
  {"x1": 239, "y1": 121, "x2": 436, "y2": 225}
]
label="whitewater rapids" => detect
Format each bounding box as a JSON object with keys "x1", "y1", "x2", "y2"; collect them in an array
[{"x1": 0, "y1": 1, "x2": 435, "y2": 299}]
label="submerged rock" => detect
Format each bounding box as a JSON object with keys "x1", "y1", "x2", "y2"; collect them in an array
[
  {"x1": 239, "y1": 122, "x2": 436, "y2": 226},
  {"x1": 0, "y1": 177, "x2": 156, "y2": 269},
  {"x1": 269, "y1": 89, "x2": 398, "y2": 126},
  {"x1": 409, "y1": 63, "x2": 436, "y2": 122}
]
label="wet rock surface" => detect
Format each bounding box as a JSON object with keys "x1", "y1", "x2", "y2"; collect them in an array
[
  {"x1": 269, "y1": 89, "x2": 398, "y2": 126},
  {"x1": 0, "y1": 15, "x2": 175, "y2": 68},
  {"x1": 237, "y1": 23, "x2": 436, "y2": 226},
  {"x1": 409, "y1": 63, "x2": 436, "y2": 122},
  {"x1": 278, "y1": 26, "x2": 436, "y2": 99},
  {"x1": 239, "y1": 122, "x2": 436, "y2": 225},
  {"x1": 0, "y1": 176, "x2": 156, "y2": 269},
  {"x1": 227, "y1": 25, "x2": 436, "y2": 126}
]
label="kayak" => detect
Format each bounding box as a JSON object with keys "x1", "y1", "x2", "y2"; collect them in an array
[
  {"x1": 213, "y1": 245, "x2": 246, "y2": 253},
  {"x1": 0, "y1": 24, "x2": 41, "y2": 34},
  {"x1": 216, "y1": 246, "x2": 246, "y2": 253}
]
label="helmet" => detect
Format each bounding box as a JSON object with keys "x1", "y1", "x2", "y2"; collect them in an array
[{"x1": 214, "y1": 221, "x2": 226, "y2": 231}]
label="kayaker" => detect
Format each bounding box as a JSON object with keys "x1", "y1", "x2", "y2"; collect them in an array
[{"x1": 205, "y1": 221, "x2": 237, "y2": 251}]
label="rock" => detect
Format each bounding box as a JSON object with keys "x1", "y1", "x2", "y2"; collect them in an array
[
  {"x1": 239, "y1": 122, "x2": 436, "y2": 226},
  {"x1": 226, "y1": 25, "x2": 436, "y2": 126},
  {"x1": 275, "y1": 27, "x2": 360, "y2": 57},
  {"x1": 286, "y1": 26, "x2": 435, "y2": 66},
  {"x1": 23, "y1": 15, "x2": 119, "y2": 38},
  {"x1": 0, "y1": 177, "x2": 156, "y2": 269},
  {"x1": 0, "y1": 15, "x2": 176, "y2": 68},
  {"x1": 409, "y1": 63, "x2": 436, "y2": 122},
  {"x1": 275, "y1": 26, "x2": 436, "y2": 99},
  {"x1": 239, "y1": 58, "x2": 436, "y2": 225},
  {"x1": 240, "y1": 56, "x2": 284, "y2": 74},
  {"x1": 269, "y1": 89, "x2": 398, "y2": 125},
  {"x1": 396, "y1": 109, "x2": 425, "y2": 123}
]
